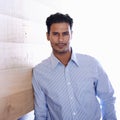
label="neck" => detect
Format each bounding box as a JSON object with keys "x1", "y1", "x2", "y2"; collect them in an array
[{"x1": 53, "y1": 48, "x2": 72, "y2": 66}]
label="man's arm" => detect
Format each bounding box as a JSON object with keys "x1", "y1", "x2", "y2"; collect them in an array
[
  {"x1": 96, "y1": 63, "x2": 117, "y2": 120},
  {"x1": 32, "y1": 68, "x2": 48, "y2": 120}
]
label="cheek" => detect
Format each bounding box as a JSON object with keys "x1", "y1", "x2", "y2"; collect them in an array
[
  {"x1": 49, "y1": 40, "x2": 56, "y2": 47},
  {"x1": 50, "y1": 37, "x2": 58, "y2": 43},
  {"x1": 66, "y1": 37, "x2": 71, "y2": 43}
]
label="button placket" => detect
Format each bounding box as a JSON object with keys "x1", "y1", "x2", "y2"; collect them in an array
[{"x1": 64, "y1": 66, "x2": 77, "y2": 118}]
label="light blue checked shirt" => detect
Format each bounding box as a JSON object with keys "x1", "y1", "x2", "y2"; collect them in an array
[{"x1": 32, "y1": 51, "x2": 117, "y2": 120}]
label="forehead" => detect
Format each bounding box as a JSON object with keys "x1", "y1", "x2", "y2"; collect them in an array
[{"x1": 50, "y1": 22, "x2": 70, "y2": 31}]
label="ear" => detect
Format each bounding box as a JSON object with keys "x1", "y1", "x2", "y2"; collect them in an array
[{"x1": 46, "y1": 32, "x2": 50, "y2": 41}]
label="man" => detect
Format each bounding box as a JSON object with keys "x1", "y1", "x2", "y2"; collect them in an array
[{"x1": 32, "y1": 12, "x2": 117, "y2": 120}]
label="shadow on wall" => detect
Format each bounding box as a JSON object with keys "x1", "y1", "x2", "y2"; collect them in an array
[{"x1": 18, "y1": 111, "x2": 34, "y2": 120}]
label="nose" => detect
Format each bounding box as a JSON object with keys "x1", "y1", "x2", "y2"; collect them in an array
[{"x1": 58, "y1": 34, "x2": 64, "y2": 42}]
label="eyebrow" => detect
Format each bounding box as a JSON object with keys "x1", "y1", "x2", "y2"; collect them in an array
[{"x1": 52, "y1": 31, "x2": 69, "y2": 33}]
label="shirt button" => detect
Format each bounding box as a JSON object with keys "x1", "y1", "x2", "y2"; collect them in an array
[
  {"x1": 67, "y1": 82, "x2": 71, "y2": 85},
  {"x1": 70, "y1": 97, "x2": 73, "y2": 100},
  {"x1": 73, "y1": 112, "x2": 76, "y2": 116}
]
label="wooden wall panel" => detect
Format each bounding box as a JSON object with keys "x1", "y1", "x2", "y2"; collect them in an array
[
  {"x1": 0, "y1": 0, "x2": 54, "y2": 119},
  {"x1": 0, "y1": 16, "x2": 36, "y2": 118},
  {"x1": 0, "y1": 7, "x2": 37, "y2": 120},
  {"x1": 0, "y1": 67, "x2": 34, "y2": 120}
]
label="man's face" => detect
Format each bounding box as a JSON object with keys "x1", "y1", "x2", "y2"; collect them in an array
[{"x1": 46, "y1": 22, "x2": 72, "y2": 55}]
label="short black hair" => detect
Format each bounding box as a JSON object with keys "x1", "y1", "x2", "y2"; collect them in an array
[{"x1": 46, "y1": 12, "x2": 73, "y2": 34}]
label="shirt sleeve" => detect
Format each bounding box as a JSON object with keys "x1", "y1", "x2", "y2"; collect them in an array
[
  {"x1": 96, "y1": 62, "x2": 117, "y2": 120},
  {"x1": 32, "y1": 68, "x2": 48, "y2": 120}
]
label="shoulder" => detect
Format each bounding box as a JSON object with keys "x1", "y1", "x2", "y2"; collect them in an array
[
  {"x1": 76, "y1": 53, "x2": 99, "y2": 64},
  {"x1": 73, "y1": 52, "x2": 103, "y2": 70},
  {"x1": 76, "y1": 53, "x2": 105, "y2": 72}
]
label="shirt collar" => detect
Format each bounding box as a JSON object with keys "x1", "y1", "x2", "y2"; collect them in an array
[
  {"x1": 50, "y1": 53, "x2": 60, "y2": 69},
  {"x1": 71, "y1": 51, "x2": 80, "y2": 67},
  {"x1": 50, "y1": 49, "x2": 79, "y2": 69}
]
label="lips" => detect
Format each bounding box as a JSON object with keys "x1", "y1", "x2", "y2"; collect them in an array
[{"x1": 56, "y1": 43, "x2": 66, "y2": 48}]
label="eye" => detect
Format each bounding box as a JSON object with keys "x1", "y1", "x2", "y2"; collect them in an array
[
  {"x1": 62, "y1": 31, "x2": 69, "y2": 36},
  {"x1": 53, "y1": 32, "x2": 59, "y2": 36}
]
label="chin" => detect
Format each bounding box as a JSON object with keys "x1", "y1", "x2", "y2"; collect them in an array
[{"x1": 54, "y1": 49, "x2": 69, "y2": 54}]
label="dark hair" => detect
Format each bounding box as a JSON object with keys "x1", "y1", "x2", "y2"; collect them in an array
[{"x1": 46, "y1": 12, "x2": 73, "y2": 34}]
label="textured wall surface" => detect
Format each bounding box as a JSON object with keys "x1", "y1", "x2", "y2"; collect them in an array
[{"x1": 0, "y1": 0, "x2": 53, "y2": 119}]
